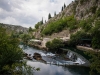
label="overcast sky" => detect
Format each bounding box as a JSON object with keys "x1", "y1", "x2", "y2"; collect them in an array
[{"x1": 0, "y1": 0, "x2": 74, "y2": 28}]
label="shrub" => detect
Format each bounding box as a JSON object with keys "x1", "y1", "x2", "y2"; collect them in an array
[{"x1": 46, "y1": 39, "x2": 64, "y2": 52}]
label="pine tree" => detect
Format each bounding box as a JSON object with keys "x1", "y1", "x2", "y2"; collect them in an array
[
  {"x1": 61, "y1": 7, "x2": 63, "y2": 11},
  {"x1": 54, "y1": 12, "x2": 56, "y2": 16},
  {"x1": 45, "y1": 20, "x2": 46, "y2": 23},
  {"x1": 41, "y1": 17, "x2": 43, "y2": 24},
  {"x1": 64, "y1": 3, "x2": 66, "y2": 9},
  {"x1": 48, "y1": 13, "x2": 51, "y2": 19}
]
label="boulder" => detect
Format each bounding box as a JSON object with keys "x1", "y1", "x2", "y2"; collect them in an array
[
  {"x1": 33, "y1": 53, "x2": 42, "y2": 60},
  {"x1": 23, "y1": 52, "x2": 28, "y2": 57}
]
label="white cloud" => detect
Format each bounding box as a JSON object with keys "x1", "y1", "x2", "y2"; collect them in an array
[{"x1": 0, "y1": 0, "x2": 74, "y2": 28}]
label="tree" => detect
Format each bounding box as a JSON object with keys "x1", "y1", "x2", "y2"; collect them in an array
[
  {"x1": 91, "y1": 21, "x2": 100, "y2": 49},
  {"x1": 29, "y1": 27, "x2": 33, "y2": 32},
  {"x1": 48, "y1": 13, "x2": 51, "y2": 19},
  {"x1": 0, "y1": 27, "x2": 22, "y2": 74},
  {"x1": 88, "y1": 51, "x2": 100, "y2": 75},
  {"x1": 69, "y1": 31, "x2": 91, "y2": 46},
  {"x1": 45, "y1": 20, "x2": 46, "y2": 23},
  {"x1": 46, "y1": 39, "x2": 64, "y2": 52},
  {"x1": 0, "y1": 27, "x2": 39, "y2": 75},
  {"x1": 61, "y1": 6, "x2": 64, "y2": 11},
  {"x1": 64, "y1": 3, "x2": 66, "y2": 9},
  {"x1": 41, "y1": 17, "x2": 43, "y2": 25},
  {"x1": 21, "y1": 34, "x2": 31, "y2": 43},
  {"x1": 35, "y1": 21, "x2": 42, "y2": 29},
  {"x1": 54, "y1": 11, "x2": 56, "y2": 16}
]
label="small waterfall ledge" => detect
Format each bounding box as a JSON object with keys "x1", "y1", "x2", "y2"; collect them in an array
[{"x1": 62, "y1": 48, "x2": 90, "y2": 66}]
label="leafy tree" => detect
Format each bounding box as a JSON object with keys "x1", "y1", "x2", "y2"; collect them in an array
[
  {"x1": 88, "y1": 51, "x2": 100, "y2": 75},
  {"x1": 69, "y1": 31, "x2": 91, "y2": 46},
  {"x1": 66, "y1": 15, "x2": 77, "y2": 30},
  {"x1": 79, "y1": 19, "x2": 92, "y2": 32},
  {"x1": 0, "y1": 27, "x2": 39, "y2": 75},
  {"x1": 91, "y1": 21, "x2": 100, "y2": 49},
  {"x1": 21, "y1": 34, "x2": 31, "y2": 43},
  {"x1": 48, "y1": 13, "x2": 52, "y2": 19},
  {"x1": 0, "y1": 27, "x2": 22, "y2": 74},
  {"x1": 35, "y1": 21, "x2": 43, "y2": 29},
  {"x1": 96, "y1": 8, "x2": 100, "y2": 17},
  {"x1": 29, "y1": 27, "x2": 33, "y2": 32},
  {"x1": 46, "y1": 39, "x2": 64, "y2": 52}
]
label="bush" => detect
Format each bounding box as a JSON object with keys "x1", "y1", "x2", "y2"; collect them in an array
[
  {"x1": 42, "y1": 15, "x2": 77, "y2": 35},
  {"x1": 90, "y1": 6, "x2": 97, "y2": 13},
  {"x1": 96, "y1": 8, "x2": 100, "y2": 17},
  {"x1": 69, "y1": 31, "x2": 91, "y2": 46},
  {"x1": 46, "y1": 39, "x2": 64, "y2": 52},
  {"x1": 79, "y1": 19, "x2": 92, "y2": 32},
  {"x1": 91, "y1": 21, "x2": 100, "y2": 49},
  {"x1": 42, "y1": 18, "x2": 68, "y2": 35}
]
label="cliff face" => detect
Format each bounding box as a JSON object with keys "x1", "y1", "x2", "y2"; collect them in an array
[
  {"x1": 34, "y1": 0, "x2": 100, "y2": 39},
  {"x1": 0, "y1": 23, "x2": 28, "y2": 34}
]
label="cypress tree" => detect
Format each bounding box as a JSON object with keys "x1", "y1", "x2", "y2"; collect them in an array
[
  {"x1": 48, "y1": 13, "x2": 51, "y2": 19},
  {"x1": 61, "y1": 7, "x2": 63, "y2": 11},
  {"x1": 54, "y1": 12, "x2": 56, "y2": 16},
  {"x1": 64, "y1": 3, "x2": 66, "y2": 9}
]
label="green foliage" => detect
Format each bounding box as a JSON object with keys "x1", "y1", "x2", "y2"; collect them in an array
[
  {"x1": 96, "y1": 8, "x2": 100, "y2": 17},
  {"x1": 0, "y1": 27, "x2": 22, "y2": 73},
  {"x1": 87, "y1": 51, "x2": 100, "y2": 75},
  {"x1": 42, "y1": 18, "x2": 68, "y2": 35},
  {"x1": 0, "y1": 27, "x2": 36, "y2": 75},
  {"x1": 35, "y1": 21, "x2": 43, "y2": 29},
  {"x1": 21, "y1": 34, "x2": 31, "y2": 43},
  {"x1": 66, "y1": 15, "x2": 77, "y2": 30},
  {"x1": 79, "y1": 19, "x2": 92, "y2": 32},
  {"x1": 29, "y1": 27, "x2": 33, "y2": 32},
  {"x1": 46, "y1": 39, "x2": 64, "y2": 52},
  {"x1": 80, "y1": 0, "x2": 89, "y2": 4},
  {"x1": 42, "y1": 15, "x2": 77, "y2": 35},
  {"x1": 90, "y1": 6, "x2": 97, "y2": 13},
  {"x1": 69, "y1": 31, "x2": 91, "y2": 46},
  {"x1": 91, "y1": 21, "x2": 100, "y2": 49}
]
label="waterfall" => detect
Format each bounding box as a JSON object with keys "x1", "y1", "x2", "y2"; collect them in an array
[
  {"x1": 67, "y1": 51, "x2": 73, "y2": 58},
  {"x1": 66, "y1": 51, "x2": 77, "y2": 61},
  {"x1": 66, "y1": 50, "x2": 86, "y2": 64}
]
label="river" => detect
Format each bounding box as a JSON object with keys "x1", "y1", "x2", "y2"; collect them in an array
[{"x1": 20, "y1": 45, "x2": 90, "y2": 75}]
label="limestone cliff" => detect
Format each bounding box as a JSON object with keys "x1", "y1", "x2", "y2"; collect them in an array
[{"x1": 34, "y1": 0, "x2": 100, "y2": 39}]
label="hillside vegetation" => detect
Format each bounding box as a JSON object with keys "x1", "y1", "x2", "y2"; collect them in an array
[
  {"x1": 33, "y1": 0, "x2": 100, "y2": 74},
  {"x1": 34, "y1": 0, "x2": 100, "y2": 49}
]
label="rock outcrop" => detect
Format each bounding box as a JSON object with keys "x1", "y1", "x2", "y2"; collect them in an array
[
  {"x1": 33, "y1": 0, "x2": 100, "y2": 39},
  {"x1": 0, "y1": 23, "x2": 28, "y2": 34}
]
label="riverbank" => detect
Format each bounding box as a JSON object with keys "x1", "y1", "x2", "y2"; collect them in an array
[
  {"x1": 21, "y1": 43, "x2": 90, "y2": 67},
  {"x1": 76, "y1": 45, "x2": 100, "y2": 52},
  {"x1": 22, "y1": 41, "x2": 48, "y2": 51}
]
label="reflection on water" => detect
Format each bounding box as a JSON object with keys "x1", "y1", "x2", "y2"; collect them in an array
[
  {"x1": 27, "y1": 61, "x2": 89, "y2": 75},
  {"x1": 20, "y1": 45, "x2": 90, "y2": 75},
  {"x1": 27, "y1": 61, "x2": 72, "y2": 75}
]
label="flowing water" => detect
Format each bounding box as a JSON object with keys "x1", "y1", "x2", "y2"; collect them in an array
[{"x1": 20, "y1": 45, "x2": 90, "y2": 75}]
